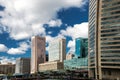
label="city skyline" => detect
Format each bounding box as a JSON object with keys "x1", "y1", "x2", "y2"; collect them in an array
[{"x1": 0, "y1": 0, "x2": 89, "y2": 64}]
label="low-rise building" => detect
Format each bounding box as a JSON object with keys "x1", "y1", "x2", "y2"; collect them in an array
[
  {"x1": 39, "y1": 61, "x2": 64, "y2": 71},
  {"x1": 15, "y1": 58, "x2": 30, "y2": 74},
  {"x1": 0, "y1": 63, "x2": 15, "y2": 74},
  {"x1": 64, "y1": 57, "x2": 88, "y2": 70}
]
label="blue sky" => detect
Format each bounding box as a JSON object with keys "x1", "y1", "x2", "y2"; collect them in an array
[{"x1": 0, "y1": 0, "x2": 88, "y2": 64}]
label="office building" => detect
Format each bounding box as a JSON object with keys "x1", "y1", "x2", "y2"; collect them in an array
[
  {"x1": 75, "y1": 38, "x2": 88, "y2": 58},
  {"x1": 66, "y1": 52, "x2": 74, "y2": 60},
  {"x1": 15, "y1": 58, "x2": 30, "y2": 74},
  {"x1": 39, "y1": 61, "x2": 64, "y2": 71},
  {"x1": 31, "y1": 36, "x2": 46, "y2": 73},
  {"x1": 49, "y1": 38, "x2": 66, "y2": 62},
  {"x1": 89, "y1": 0, "x2": 120, "y2": 79},
  {"x1": 64, "y1": 57, "x2": 88, "y2": 70},
  {"x1": 0, "y1": 63, "x2": 15, "y2": 74}
]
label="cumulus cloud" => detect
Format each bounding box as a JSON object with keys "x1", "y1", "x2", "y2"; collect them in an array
[
  {"x1": 46, "y1": 34, "x2": 65, "y2": 43},
  {"x1": 7, "y1": 42, "x2": 30, "y2": 54},
  {"x1": 47, "y1": 19, "x2": 62, "y2": 27},
  {"x1": 60, "y1": 22, "x2": 88, "y2": 52},
  {"x1": 0, "y1": 0, "x2": 88, "y2": 40},
  {"x1": 67, "y1": 40, "x2": 75, "y2": 53},
  {"x1": 48, "y1": 31, "x2": 52, "y2": 34},
  {"x1": 0, "y1": 44, "x2": 8, "y2": 52},
  {"x1": 60, "y1": 22, "x2": 88, "y2": 39},
  {"x1": 0, "y1": 56, "x2": 16, "y2": 64}
]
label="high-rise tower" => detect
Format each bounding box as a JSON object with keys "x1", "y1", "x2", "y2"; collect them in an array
[
  {"x1": 89, "y1": 0, "x2": 120, "y2": 79},
  {"x1": 49, "y1": 38, "x2": 66, "y2": 62},
  {"x1": 75, "y1": 37, "x2": 88, "y2": 58},
  {"x1": 31, "y1": 36, "x2": 46, "y2": 73}
]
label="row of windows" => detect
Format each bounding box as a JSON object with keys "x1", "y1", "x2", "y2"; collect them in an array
[
  {"x1": 101, "y1": 59, "x2": 120, "y2": 62},
  {"x1": 102, "y1": 0, "x2": 111, "y2": 3},
  {"x1": 102, "y1": 1, "x2": 120, "y2": 8},
  {"x1": 101, "y1": 54, "x2": 120, "y2": 57},
  {"x1": 101, "y1": 46, "x2": 120, "y2": 49},
  {"x1": 101, "y1": 33, "x2": 119, "y2": 37},
  {"x1": 102, "y1": 64, "x2": 120, "y2": 66},
  {"x1": 90, "y1": 64, "x2": 95, "y2": 66},
  {"x1": 101, "y1": 28, "x2": 120, "y2": 33},
  {"x1": 101, "y1": 55, "x2": 120, "y2": 58},
  {"x1": 101, "y1": 19, "x2": 120, "y2": 25},
  {"x1": 101, "y1": 50, "x2": 120, "y2": 53},
  {"x1": 101, "y1": 15, "x2": 120, "y2": 21},
  {"x1": 101, "y1": 37, "x2": 120, "y2": 41},
  {"x1": 102, "y1": 10, "x2": 120, "y2": 17},
  {"x1": 101, "y1": 25, "x2": 120, "y2": 29},
  {"x1": 102, "y1": 6, "x2": 120, "y2": 13},
  {"x1": 101, "y1": 42, "x2": 120, "y2": 45}
]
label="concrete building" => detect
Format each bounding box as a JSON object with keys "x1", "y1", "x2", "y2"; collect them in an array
[
  {"x1": 31, "y1": 36, "x2": 46, "y2": 73},
  {"x1": 75, "y1": 38, "x2": 88, "y2": 58},
  {"x1": 0, "y1": 63, "x2": 15, "y2": 74},
  {"x1": 66, "y1": 53, "x2": 74, "y2": 60},
  {"x1": 39, "y1": 61, "x2": 64, "y2": 71},
  {"x1": 15, "y1": 58, "x2": 30, "y2": 74},
  {"x1": 49, "y1": 38, "x2": 66, "y2": 62},
  {"x1": 88, "y1": 0, "x2": 120, "y2": 79}
]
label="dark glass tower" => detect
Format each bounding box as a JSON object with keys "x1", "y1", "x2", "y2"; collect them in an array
[{"x1": 75, "y1": 37, "x2": 88, "y2": 58}]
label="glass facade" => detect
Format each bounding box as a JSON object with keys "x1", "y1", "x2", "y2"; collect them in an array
[
  {"x1": 75, "y1": 38, "x2": 88, "y2": 58},
  {"x1": 64, "y1": 57, "x2": 88, "y2": 70},
  {"x1": 49, "y1": 39, "x2": 66, "y2": 62},
  {"x1": 88, "y1": 0, "x2": 97, "y2": 71}
]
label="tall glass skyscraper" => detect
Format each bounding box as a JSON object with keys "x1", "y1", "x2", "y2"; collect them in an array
[
  {"x1": 89, "y1": 0, "x2": 120, "y2": 79},
  {"x1": 75, "y1": 38, "x2": 88, "y2": 58}
]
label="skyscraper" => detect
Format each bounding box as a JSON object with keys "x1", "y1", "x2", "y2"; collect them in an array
[
  {"x1": 15, "y1": 58, "x2": 30, "y2": 74},
  {"x1": 89, "y1": 0, "x2": 120, "y2": 79},
  {"x1": 75, "y1": 37, "x2": 88, "y2": 58},
  {"x1": 49, "y1": 38, "x2": 66, "y2": 62},
  {"x1": 31, "y1": 36, "x2": 46, "y2": 73}
]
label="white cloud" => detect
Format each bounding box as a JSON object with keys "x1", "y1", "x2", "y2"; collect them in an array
[
  {"x1": 0, "y1": 44, "x2": 8, "y2": 52},
  {"x1": 67, "y1": 40, "x2": 75, "y2": 53},
  {"x1": 48, "y1": 31, "x2": 52, "y2": 34},
  {"x1": 46, "y1": 34, "x2": 65, "y2": 43},
  {"x1": 7, "y1": 42, "x2": 30, "y2": 54},
  {"x1": 60, "y1": 22, "x2": 88, "y2": 52},
  {"x1": 48, "y1": 19, "x2": 62, "y2": 27},
  {"x1": 0, "y1": 56, "x2": 16, "y2": 64},
  {"x1": 46, "y1": 35, "x2": 55, "y2": 43},
  {"x1": 0, "y1": 0, "x2": 88, "y2": 40},
  {"x1": 60, "y1": 22, "x2": 88, "y2": 39}
]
